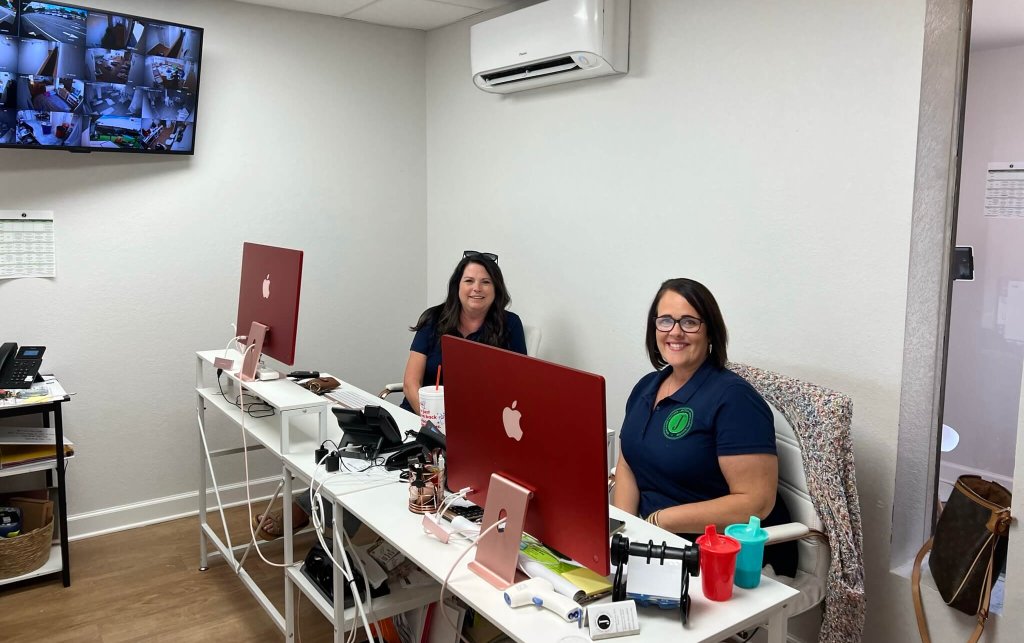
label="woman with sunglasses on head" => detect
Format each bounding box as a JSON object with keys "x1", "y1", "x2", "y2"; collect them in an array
[
  {"x1": 611, "y1": 278, "x2": 796, "y2": 578},
  {"x1": 401, "y1": 252, "x2": 527, "y2": 413},
  {"x1": 254, "y1": 255, "x2": 526, "y2": 540}
]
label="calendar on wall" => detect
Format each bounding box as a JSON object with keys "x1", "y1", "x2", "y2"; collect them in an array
[{"x1": 0, "y1": 211, "x2": 55, "y2": 279}]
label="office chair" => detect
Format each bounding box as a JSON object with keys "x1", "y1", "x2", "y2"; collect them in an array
[
  {"x1": 728, "y1": 362, "x2": 863, "y2": 641},
  {"x1": 378, "y1": 325, "x2": 542, "y2": 399},
  {"x1": 760, "y1": 402, "x2": 829, "y2": 619}
]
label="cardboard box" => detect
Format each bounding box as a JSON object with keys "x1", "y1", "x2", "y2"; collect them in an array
[{"x1": 10, "y1": 497, "x2": 52, "y2": 532}]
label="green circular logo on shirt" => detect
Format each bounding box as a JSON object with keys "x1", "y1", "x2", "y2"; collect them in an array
[{"x1": 663, "y1": 407, "x2": 693, "y2": 440}]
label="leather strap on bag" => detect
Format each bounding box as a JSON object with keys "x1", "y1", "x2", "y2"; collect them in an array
[
  {"x1": 912, "y1": 538, "x2": 933, "y2": 643},
  {"x1": 912, "y1": 531, "x2": 1003, "y2": 643},
  {"x1": 969, "y1": 551, "x2": 995, "y2": 643}
]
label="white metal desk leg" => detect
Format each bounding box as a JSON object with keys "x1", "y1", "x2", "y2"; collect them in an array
[
  {"x1": 198, "y1": 394, "x2": 209, "y2": 571},
  {"x1": 333, "y1": 498, "x2": 345, "y2": 643},
  {"x1": 319, "y1": 408, "x2": 330, "y2": 449},
  {"x1": 285, "y1": 467, "x2": 295, "y2": 642},
  {"x1": 766, "y1": 607, "x2": 788, "y2": 643},
  {"x1": 280, "y1": 407, "x2": 290, "y2": 455}
]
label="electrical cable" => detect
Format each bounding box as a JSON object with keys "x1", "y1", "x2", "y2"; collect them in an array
[
  {"x1": 437, "y1": 519, "x2": 505, "y2": 643},
  {"x1": 434, "y1": 487, "x2": 472, "y2": 525},
  {"x1": 224, "y1": 332, "x2": 381, "y2": 641},
  {"x1": 196, "y1": 408, "x2": 237, "y2": 555},
  {"x1": 216, "y1": 372, "x2": 275, "y2": 419},
  {"x1": 308, "y1": 454, "x2": 376, "y2": 643},
  {"x1": 342, "y1": 525, "x2": 384, "y2": 640},
  {"x1": 224, "y1": 333, "x2": 244, "y2": 356},
  {"x1": 236, "y1": 341, "x2": 299, "y2": 570},
  {"x1": 423, "y1": 488, "x2": 476, "y2": 543},
  {"x1": 736, "y1": 627, "x2": 761, "y2": 643}
]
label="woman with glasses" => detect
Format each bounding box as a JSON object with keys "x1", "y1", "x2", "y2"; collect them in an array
[
  {"x1": 401, "y1": 252, "x2": 527, "y2": 413},
  {"x1": 611, "y1": 278, "x2": 796, "y2": 578}
]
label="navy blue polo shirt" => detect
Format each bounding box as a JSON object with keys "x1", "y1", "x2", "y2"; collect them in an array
[
  {"x1": 620, "y1": 360, "x2": 798, "y2": 576},
  {"x1": 620, "y1": 360, "x2": 779, "y2": 518},
  {"x1": 401, "y1": 311, "x2": 527, "y2": 410}
]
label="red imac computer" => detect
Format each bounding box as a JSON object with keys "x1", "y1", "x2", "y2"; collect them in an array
[
  {"x1": 235, "y1": 242, "x2": 304, "y2": 380},
  {"x1": 442, "y1": 336, "x2": 610, "y2": 588}
]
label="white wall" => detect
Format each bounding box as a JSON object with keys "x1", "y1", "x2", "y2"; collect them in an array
[
  {"x1": 942, "y1": 43, "x2": 1024, "y2": 490},
  {"x1": 0, "y1": 0, "x2": 427, "y2": 535},
  {"x1": 425, "y1": 1, "x2": 929, "y2": 640}
]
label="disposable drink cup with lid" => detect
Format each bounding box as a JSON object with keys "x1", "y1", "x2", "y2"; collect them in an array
[
  {"x1": 695, "y1": 524, "x2": 741, "y2": 601},
  {"x1": 418, "y1": 386, "x2": 445, "y2": 434},
  {"x1": 725, "y1": 516, "x2": 769, "y2": 589}
]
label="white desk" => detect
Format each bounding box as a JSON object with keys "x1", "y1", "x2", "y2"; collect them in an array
[
  {"x1": 197, "y1": 355, "x2": 798, "y2": 642},
  {"x1": 290, "y1": 378, "x2": 799, "y2": 643},
  {"x1": 329, "y1": 479, "x2": 799, "y2": 643},
  {"x1": 195, "y1": 351, "x2": 438, "y2": 642}
]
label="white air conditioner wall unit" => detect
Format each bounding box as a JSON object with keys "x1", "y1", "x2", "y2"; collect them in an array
[{"x1": 470, "y1": 0, "x2": 630, "y2": 94}]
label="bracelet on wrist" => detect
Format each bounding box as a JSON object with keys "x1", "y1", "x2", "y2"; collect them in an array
[{"x1": 645, "y1": 509, "x2": 662, "y2": 527}]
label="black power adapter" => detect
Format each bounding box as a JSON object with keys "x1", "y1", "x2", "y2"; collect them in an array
[
  {"x1": 314, "y1": 442, "x2": 340, "y2": 472},
  {"x1": 326, "y1": 452, "x2": 340, "y2": 472}
]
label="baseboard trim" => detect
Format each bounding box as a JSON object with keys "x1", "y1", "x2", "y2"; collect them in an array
[
  {"x1": 68, "y1": 475, "x2": 282, "y2": 541},
  {"x1": 938, "y1": 461, "x2": 1014, "y2": 499}
]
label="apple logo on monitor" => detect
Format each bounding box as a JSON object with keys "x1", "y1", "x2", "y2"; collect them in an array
[
  {"x1": 502, "y1": 400, "x2": 523, "y2": 441},
  {"x1": 262, "y1": 273, "x2": 271, "y2": 299}
]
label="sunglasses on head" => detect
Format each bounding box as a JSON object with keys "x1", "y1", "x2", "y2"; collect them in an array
[{"x1": 463, "y1": 250, "x2": 498, "y2": 263}]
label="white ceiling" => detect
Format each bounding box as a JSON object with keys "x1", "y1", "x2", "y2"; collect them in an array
[
  {"x1": 234, "y1": 0, "x2": 1024, "y2": 50},
  {"x1": 232, "y1": 0, "x2": 516, "y2": 31},
  {"x1": 972, "y1": 0, "x2": 1024, "y2": 51}
]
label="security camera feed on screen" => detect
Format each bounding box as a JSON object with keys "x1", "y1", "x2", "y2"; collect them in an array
[{"x1": 0, "y1": 1, "x2": 201, "y2": 153}]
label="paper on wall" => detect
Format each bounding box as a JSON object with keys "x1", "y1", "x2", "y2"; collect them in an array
[
  {"x1": 0, "y1": 210, "x2": 56, "y2": 279},
  {"x1": 1005, "y1": 281, "x2": 1024, "y2": 343},
  {"x1": 985, "y1": 164, "x2": 1024, "y2": 218}
]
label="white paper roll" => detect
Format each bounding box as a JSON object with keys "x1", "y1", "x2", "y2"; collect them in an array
[{"x1": 517, "y1": 553, "x2": 585, "y2": 603}]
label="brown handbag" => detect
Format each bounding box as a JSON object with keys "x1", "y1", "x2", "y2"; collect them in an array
[{"x1": 912, "y1": 475, "x2": 1011, "y2": 643}]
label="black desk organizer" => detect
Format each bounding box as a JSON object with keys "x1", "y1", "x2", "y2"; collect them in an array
[{"x1": 610, "y1": 533, "x2": 700, "y2": 625}]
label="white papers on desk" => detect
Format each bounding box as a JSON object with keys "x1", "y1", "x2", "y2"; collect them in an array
[
  {"x1": 985, "y1": 164, "x2": 1024, "y2": 218},
  {"x1": 36, "y1": 376, "x2": 67, "y2": 399},
  {"x1": 0, "y1": 210, "x2": 56, "y2": 279},
  {"x1": 0, "y1": 378, "x2": 68, "y2": 408},
  {"x1": 0, "y1": 425, "x2": 73, "y2": 447}
]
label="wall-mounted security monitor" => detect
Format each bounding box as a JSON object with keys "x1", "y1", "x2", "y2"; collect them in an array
[{"x1": 0, "y1": 1, "x2": 202, "y2": 154}]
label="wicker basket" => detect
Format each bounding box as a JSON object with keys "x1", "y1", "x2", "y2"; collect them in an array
[{"x1": 0, "y1": 518, "x2": 54, "y2": 580}]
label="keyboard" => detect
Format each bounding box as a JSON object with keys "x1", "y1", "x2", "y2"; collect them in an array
[
  {"x1": 324, "y1": 387, "x2": 379, "y2": 409},
  {"x1": 442, "y1": 503, "x2": 484, "y2": 524}
]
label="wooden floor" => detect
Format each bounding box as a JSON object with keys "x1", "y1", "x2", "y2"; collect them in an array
[{"x1": 1, "y1": 505, "x2": 341, "y2": 642}]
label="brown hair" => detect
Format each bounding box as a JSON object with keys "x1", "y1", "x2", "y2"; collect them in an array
[{"x1": 644, "y1": 278, "x2": 728, "y2": 370}]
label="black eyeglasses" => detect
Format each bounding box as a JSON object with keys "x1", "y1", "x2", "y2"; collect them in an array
[
  {"x1": 653, "y1": 315, "x2": 703, "y2": 333},
  {"x1": 463, "y1": 250, "x2": 498, "y2": 263}
]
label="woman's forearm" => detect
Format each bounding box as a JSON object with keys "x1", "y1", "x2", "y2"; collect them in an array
[{"x1": 650, "y1": 493, "x2": 775, "y2": 534}]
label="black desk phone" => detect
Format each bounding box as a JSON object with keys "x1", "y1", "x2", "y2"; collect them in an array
[{"x1": 0, "y1": 343, "x2": 46, "y2": 389}]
